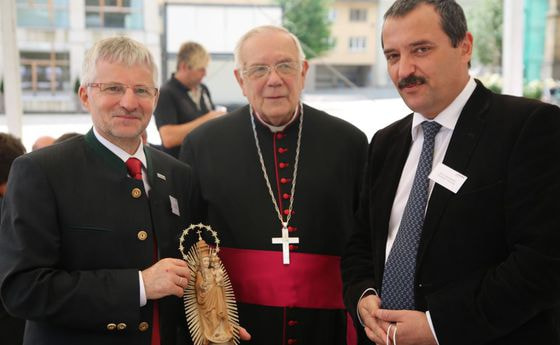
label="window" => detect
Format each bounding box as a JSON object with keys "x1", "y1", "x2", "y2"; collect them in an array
[
  {"x1": 328, "y1": 9, "x2": 337, "y2": 22},
  {"x1": 85, "y1": 0, "x2": 143, "y2": 29},
  {"x1": 349, "y1": 8, "x2": 367, "y2": 22},
  {"x1": 348, "y1": 37, "x2": 367, "y2": 52},
  {"x1": 16, "y1": 0, "x2": 69, "y2": 28},
  {"x1": 20, "y1": 51, "x2": 70, "y2": 93}
]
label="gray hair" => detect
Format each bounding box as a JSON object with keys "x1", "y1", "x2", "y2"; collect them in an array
[
  {"x1": 233, "y1": 25, "x2": 306, "y2": 70},
  {"x1": 81, "y1": 36, "x2": 158, "y2": 86},
  {"x1": 384, "y1": 0, "x2": 468, "y2": 48}
]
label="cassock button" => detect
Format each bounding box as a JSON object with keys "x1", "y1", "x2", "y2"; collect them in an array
[
  {"x1": 283, "y1": 209, "x2": 295, "y2": 216},
  {"x1": 117, "y1": 323, "x2": 127, "y2": 330},
  {"x1": 288, "y1": 320, "x2": 298, "y2": 326},
  {"x1": 283, "y1": 193, "x2": 290, "y2": 200},
  {"x1": 276, "y1": 133, "x2": 285, "y2": 139},
  {"x1": 278, "y1": 162, "x2": 289, "y2": 169},
  {"x1": 138, "y1": 322, "x2": 149, "y2": 332},
  {"x1": 107, "y1": 323, "x2": 117, "y2": 331},
  {"x1": 137, "y1": 231, "x2": 148, "y2": 241},
  {"x1": 289, "y1": 244, "x2": 298, "y2": 251},
  {"x1": 131, "y1": 188, "x2": 142, "y2": 199},
  {"x1": 288, "y1": 226, "x2": 297, "y2": 232},
  {"x1": 287, "y1": 339, "x2": 298, "y2": 345},
  {"x1": 280, "y1": 178, "x2": 292, "y2": 184},
  {"x1": 278, "y1": 147, "x2": 288, "y2": 154}
]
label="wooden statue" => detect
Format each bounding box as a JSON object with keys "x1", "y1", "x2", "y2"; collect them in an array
[{"x1": 180, "y1": 224, "x2": 239, "y2": 345}]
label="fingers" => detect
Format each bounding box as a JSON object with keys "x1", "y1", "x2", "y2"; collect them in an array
[
  {"x1": 238, "y1": 326, "x2": 251, "y2": 341},
  {"x1": 142, "y1": 258, "x2": 190, "y2": 300}
]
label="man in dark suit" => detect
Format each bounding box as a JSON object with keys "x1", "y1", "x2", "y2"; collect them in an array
[
  {"x1": 0, "y1": 37, "x2": 194, "y2": 345},
  {"x1": 341, "y1": 1, "x2": 560, "y2": 344}
]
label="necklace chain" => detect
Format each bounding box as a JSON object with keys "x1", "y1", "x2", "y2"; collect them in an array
[{"x1": 250, "y1": 104, "x2": 303, "y2": 228}]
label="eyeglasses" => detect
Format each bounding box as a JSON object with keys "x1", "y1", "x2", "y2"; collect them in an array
[
  {"x1": 87, "y1": 83, "x2": 158, "y2": 98},
  {"x1": 242, "y1": 61, "x2": 301, "y2": 80}
]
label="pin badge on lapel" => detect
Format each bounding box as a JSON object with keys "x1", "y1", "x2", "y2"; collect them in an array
[
  {"x1": 170, "y1": 195, "x2": 180, "y2": 216},
  {"x1": 157, "y1": 173, "x2": 166, "y2": 180}
]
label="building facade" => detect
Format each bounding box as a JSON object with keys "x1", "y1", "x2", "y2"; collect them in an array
[{"x1": 0, "y1": 0, "x2": 160, "y2": 113}]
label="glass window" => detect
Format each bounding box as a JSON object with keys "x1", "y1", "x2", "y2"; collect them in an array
[
  {"x1": 348, "y1": 37, "x2": 367, "y2": 52},
  {"x1": 16, "y1": 0, "x2": 69, "y2": 28},
  {"x1": 85, "y1": 0, "x2": 143, "y2": 30},
  {"x1": 20, "y1": 51, "x2": 70, "y2": 93},
  {"x1": 349, "y1": 8, "x2": 367, "y2": 22}
]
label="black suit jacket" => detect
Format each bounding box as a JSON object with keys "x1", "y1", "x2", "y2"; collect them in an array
[
  {"x1": 342, "y1": 81, "x2": 560, "y2": 345},
  {"x1": 0, "y1": 130, "x2": 197, "y2": 345}
]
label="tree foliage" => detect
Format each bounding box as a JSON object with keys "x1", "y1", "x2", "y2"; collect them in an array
[
  {"x1": 277, "y1": 0, "x2": 333, "y2": 59},
  {"x1": 466, "y1": 0, "x2": 503, "y2": 68}
]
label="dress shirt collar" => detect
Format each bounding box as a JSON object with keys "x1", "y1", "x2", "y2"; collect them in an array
[
  {"x1": 411, "y1": 77, "x2": 476, "y2": 140},
  {"x1": 253, "y1": 105, "x2": 299, "y2": 133},
  {"x1": 92, "y1": 127, "x2": 147, "y2": 169}
]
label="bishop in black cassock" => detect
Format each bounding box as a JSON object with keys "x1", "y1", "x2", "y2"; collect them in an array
[{"x1": 179, "y1": 102, "x2": 368, "y2": 345}]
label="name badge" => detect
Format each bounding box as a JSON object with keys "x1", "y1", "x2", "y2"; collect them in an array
[
  {"x1": 170, "y1": 195, "x2": 180, "y2": 216},
  {"x1": 429, "y1": 162, "x2": 467, "y2": 194}
]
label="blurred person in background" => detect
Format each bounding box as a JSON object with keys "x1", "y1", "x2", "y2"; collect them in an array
[
  {"x1": 0, "y1": 132, "x2": 26, "y2": 345},
  {"x1": 154, "y1": 41, "x2": 225, "y2": 158}
]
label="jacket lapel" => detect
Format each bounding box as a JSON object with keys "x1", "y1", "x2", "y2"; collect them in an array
[
  {"x1": 417, "y1": 81, "x2": 492, "y2": 265},
  {"x1": 144, "y1": 147, "x2": 173, "y2": 256}
]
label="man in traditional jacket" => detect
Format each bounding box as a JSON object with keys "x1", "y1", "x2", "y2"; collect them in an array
[
  {"x1": 0, "y1": 37, "x2": 193, "y2": 345},
  {"x1": 179, "y1": 25, "x2": 369, "y2": 345}
]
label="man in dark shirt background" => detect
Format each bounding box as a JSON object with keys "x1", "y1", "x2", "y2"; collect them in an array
[{"x1": 154, "y1": 42, "x2": 225, "y2": 158}]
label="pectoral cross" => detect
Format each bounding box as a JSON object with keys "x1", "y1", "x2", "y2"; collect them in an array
[{"x1": 271, "y1": 223, "x2": 299, "y2": 265}]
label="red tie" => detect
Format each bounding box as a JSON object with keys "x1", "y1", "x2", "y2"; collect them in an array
[
  {"x1": 126, "y1": 157, "x2": 143, "y2": 180},
  {"x1": 125, "y1": 157, "x2": 160, "y2": 345}
]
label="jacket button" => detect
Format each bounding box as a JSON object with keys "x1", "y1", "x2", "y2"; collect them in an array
[
  {"x1": 288, "y1": 339, "x2": 297, "y2": 345},
  {"x1": 117, "y1": 323, "x2": 127, "y2": 330},
  {"x1": 137, "y1": 230, "x2": 148, "y2": 241},
  {"x1": 288, "y1": 320, "x2": 298, "y2": 326},
  {"x1": 131, "y1": 188, "x2": 142, "y2": 198},
  {"x1": 138, "y1": 322, "x2": 149, "y2": 332},
  {"x1": 106, "y1": 323, "x2": 117, "y2": 331}
]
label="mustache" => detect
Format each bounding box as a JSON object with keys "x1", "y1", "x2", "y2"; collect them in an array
[{"x1": 398, "y1": 75, "x2": 427, "y2": 89}]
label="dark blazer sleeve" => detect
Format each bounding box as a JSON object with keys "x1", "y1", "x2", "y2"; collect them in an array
[
  {"x1": 0, "y1": 155, "x2": 140, "y2": 331},
  {"x1": 429, "y1": 101, "x2": 560, "y2": 344}
]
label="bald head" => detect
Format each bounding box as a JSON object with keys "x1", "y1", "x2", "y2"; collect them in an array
[{"x1": 32, "y1": 136, "x2": 55, "y2": 151}]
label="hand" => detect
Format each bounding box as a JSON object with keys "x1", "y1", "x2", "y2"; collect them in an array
[
  {"x1": 359, "y1": 294, "x2": 392, "y2": 344},
  {"x1": 375, "y1": 309, "x2": 437, "y2": 345},
  {"x1": 141, "y1": 258, "x2": 190, "y2": 299},
  {"x1": 239, "y1": 326, "x2": 251, "y2": 341},
  {"x1": 208, "y1": 110, "x2": 226, "y2": 119}
]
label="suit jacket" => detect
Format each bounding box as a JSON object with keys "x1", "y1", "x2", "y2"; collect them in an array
[
  {"x1": 0, "y1": 130, "x2": 197, "y2": 345},
  {"x1": 342, "y1": 80, "x2": 560, "y2": 345}
]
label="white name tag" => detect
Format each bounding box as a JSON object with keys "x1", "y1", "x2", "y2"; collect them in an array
[
  {"x1": 169, "y1": 195, "x2": 180, "y2": 216},
  {"x1": 429, "y1": 162, "x2": 467, "y2": 194}
]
